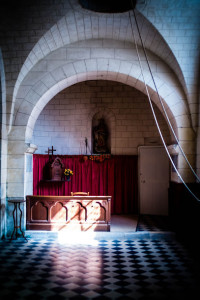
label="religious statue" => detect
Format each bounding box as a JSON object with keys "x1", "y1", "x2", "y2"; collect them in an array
[
  {"x1": 93, "y1": 118, "x2": 109, "y2": 154},
  {"x1": 50, "y1": 157, "x2": 65, "y2": 181}
]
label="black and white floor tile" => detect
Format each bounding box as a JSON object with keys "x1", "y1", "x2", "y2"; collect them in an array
[
  {"x1": 0, "y1": 235, "x2": 200, "y2": 300},
  {"x1": 136, "y1": 214, "x2": 173, "y2": 232}
]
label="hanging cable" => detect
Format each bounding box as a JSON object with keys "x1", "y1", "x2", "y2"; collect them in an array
[
  {"x1": 131, "y1": 4, "x2": 200, "y2": 184},
  {"x1": 128, "y1": 5, "x2": 200, "y2": 202}
]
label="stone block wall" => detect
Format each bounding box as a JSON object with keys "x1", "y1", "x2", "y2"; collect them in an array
[{"x1": 33, "y1": 80, "x2": 171, "y2": 155}]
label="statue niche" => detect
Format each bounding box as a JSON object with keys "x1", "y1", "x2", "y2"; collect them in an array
[
  {"x1": 93, "y1": 118, "x2": 110, "y2": 154},
  {"x1": 50, "y1": 157, "x2": 65, "y2": 181}
]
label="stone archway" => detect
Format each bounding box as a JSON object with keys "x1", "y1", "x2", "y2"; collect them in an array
[
  {"x1": 7, "y1": 59, "x2": 194, "y2": 209},
  {"x1": 4, "y1": 1, "x2": 197, "y2": 236},
  {"x1": 6, "y1": 70, "x2": 195, "y2": 236}
]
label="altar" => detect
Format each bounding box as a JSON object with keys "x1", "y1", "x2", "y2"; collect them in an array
[
  {"x1": 32, "y1": 154, "x2": 138, "y2": 215},
  {"x1": 26, "y1": 195, "x2": 111, "y2": 231}
]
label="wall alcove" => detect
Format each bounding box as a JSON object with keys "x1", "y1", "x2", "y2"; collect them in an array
[
  {"x1": 32, "y1": 80, "x2": 171, "y2": 156},
  {"x1": 92, "y1": 117, "x2": 111, "y2": 154}
]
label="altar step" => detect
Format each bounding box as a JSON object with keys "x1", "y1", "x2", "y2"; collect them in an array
[
  {"x1": 25, "y1": 214, "x2": 175, "y2": 241},
  {"x1": 25, "y1": 230, "x2": 175, "y2": 241}
]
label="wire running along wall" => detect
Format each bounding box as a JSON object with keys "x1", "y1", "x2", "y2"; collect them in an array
[{"x1": 129, "y1": 1, "x2": 200, "y2": 201}]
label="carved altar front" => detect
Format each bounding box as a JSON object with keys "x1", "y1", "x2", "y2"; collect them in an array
[{"x1": 26, "y1": 195, "x2": 111, "y2": 231}]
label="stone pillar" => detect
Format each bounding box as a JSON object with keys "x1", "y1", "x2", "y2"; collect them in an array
[
  {"x1": 0, "y1": 137, "x2": 7, "y2": 238},
  {"x1": 168, "y1": 128, "x2": 196, "y2": 184},
  {"x1": 6, "y1": 127, "x2": 28, "y2": 236},
  {"x1": 178, "y1": 128, "x2": 196, "y2": 183},
  {"x1": 0, "y1": 49, "x2": 7, "y2": 239}
]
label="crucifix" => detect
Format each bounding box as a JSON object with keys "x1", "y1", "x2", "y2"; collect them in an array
[{"x1": 45, "y1": 146, "x2": 56, "y2": 162}]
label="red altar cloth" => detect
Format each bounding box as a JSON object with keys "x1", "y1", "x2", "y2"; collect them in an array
[{"x1": 33, "y1": 155, "x2": 138, "y2": 214}]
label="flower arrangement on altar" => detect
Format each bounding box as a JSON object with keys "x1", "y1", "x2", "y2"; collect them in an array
[
  {"x1": 64, "y1": 169, "x2": 73, "y2": 176},
  {"x1": 64, "y1": 168, "x2": 73, "y2": 181}
]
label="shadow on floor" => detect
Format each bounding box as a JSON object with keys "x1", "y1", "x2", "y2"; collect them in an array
[
  {"x1": 111, "y1": 214, "x2": 174, "y2": 232},
  {"x1": 111, "y1": 214, "x2": 138, "y2": 232}
]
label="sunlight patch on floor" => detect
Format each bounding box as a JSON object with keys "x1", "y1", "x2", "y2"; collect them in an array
[{"x1": 58, "y1": 231, "x2": 99, "y2": 246}]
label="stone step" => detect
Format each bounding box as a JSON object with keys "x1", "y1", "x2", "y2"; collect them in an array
[{"x1": 25, "y1": 230, "x2": 176, "y2": 241}]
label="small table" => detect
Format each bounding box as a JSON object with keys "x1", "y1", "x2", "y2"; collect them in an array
[{"x1": 8, "y1": 199, "x2": 28, "y2": 242}]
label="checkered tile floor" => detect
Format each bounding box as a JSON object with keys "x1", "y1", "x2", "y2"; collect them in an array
[
  {"x1": 136, "y1": 215, "x2": 173, "y2": 232},
  {"x1": 0, "y1": 237, "x2": 200, "y2": 300}
]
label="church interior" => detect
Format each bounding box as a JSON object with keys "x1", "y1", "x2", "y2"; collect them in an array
[{"x1": 0, "y1": 0, "x2": 200, "y2": 299}]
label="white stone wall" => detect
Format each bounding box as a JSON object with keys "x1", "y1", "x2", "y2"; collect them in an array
[
  {"x1": 138, "y1": 0, "x2": 200, "y2": 177},
  {"x1": 32, "y1": 81, "x2": 171, "y2": 155},
  {"x1": 139, "y1": 0, "x2": 200, "y2": 129}
]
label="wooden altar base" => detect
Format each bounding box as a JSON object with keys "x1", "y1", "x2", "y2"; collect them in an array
[{"x1": 26, "y1": 195, "x2": 111, "y2": 232}]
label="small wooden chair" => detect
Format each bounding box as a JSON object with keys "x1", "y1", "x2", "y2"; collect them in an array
[{"x1": 71, "y1": 192, "x2": 89, "y2": 196}]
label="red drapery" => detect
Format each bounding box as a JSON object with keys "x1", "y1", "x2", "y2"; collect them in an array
[{"x1": 33, "y1": 155, "x2": 138, "y2": 214}]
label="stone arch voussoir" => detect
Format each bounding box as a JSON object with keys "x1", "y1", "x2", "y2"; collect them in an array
[{"x1": 12, "y1": 56, "x2": 190, "y2": 148}]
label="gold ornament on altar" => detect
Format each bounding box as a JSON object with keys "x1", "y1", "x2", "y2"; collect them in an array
[{"x1": 89, "y1": 154, "x2": 111, "y2": 162}]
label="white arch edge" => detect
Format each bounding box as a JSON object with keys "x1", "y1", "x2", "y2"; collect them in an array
[{"x1": 24, "y1": 71, "x2": 181, "y2": 144}]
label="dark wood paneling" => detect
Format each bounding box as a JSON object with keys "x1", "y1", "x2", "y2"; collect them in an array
[
  {"x1": 51, "y1": 202, "x2": 67, "y2": 221},
  {"x1": 169, "y1": 182, "x2": 200, "y2": 246},
  {"x1": 32, "y1": 201, "x2": 48, "y2": 221}
]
